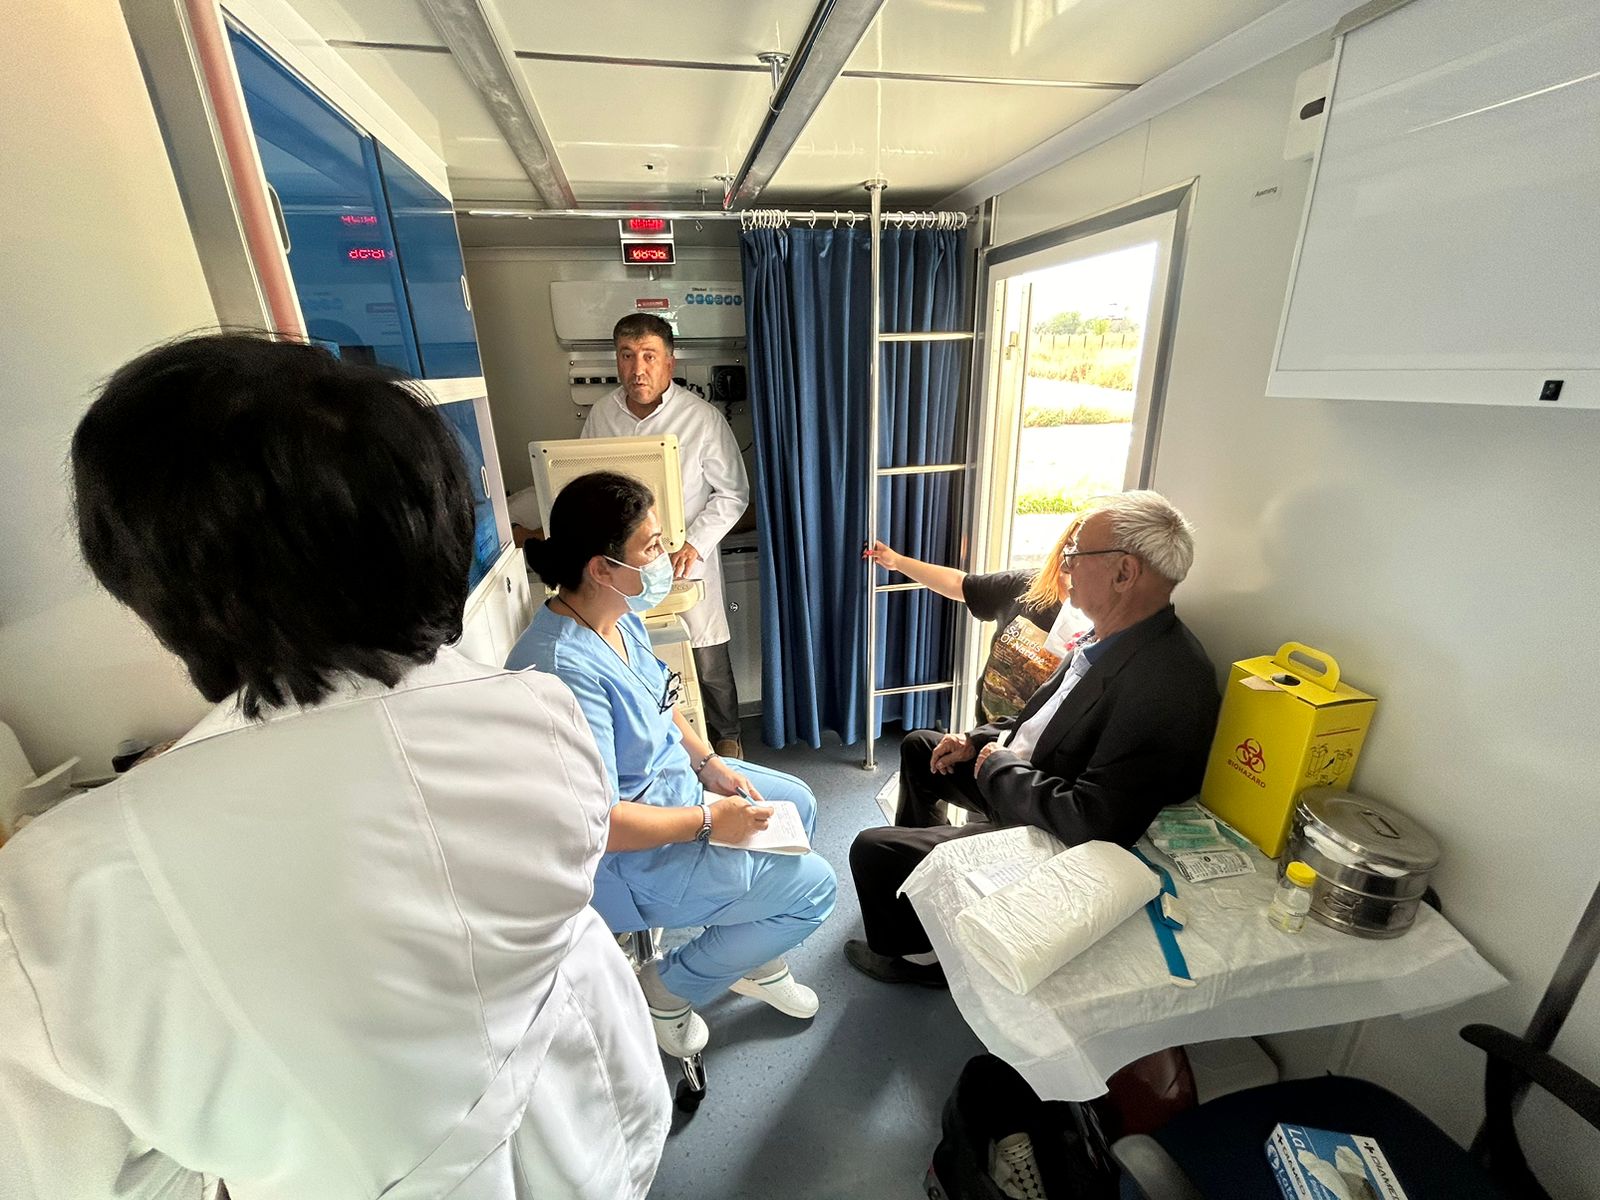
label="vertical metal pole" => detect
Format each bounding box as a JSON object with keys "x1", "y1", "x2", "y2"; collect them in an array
[{"x1": 863, "y1": 178, "x2": 887, "y2": 770}]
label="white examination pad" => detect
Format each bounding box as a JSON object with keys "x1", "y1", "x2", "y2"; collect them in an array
[
  {"x1": 901, "y1": 825, "x2": 1506, "y2": 1102},
  {"x1": 956, "y1": 841, "x2": 1160, "y2": 995}
]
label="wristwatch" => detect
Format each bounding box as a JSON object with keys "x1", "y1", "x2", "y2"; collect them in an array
[{"x1": 695, "y1": 802, "x2": 713, "y2": 843}]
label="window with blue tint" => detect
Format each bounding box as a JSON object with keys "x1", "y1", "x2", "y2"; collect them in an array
[
  {"x1": 228, "y1": 25, "x2": 420, "y2": 375},
  {"x1": 376, "y1": 144, "x2": 482, "y2": 379},
  {"x1": 436, "y1": 400, "x2": 503, "y2": 591}
]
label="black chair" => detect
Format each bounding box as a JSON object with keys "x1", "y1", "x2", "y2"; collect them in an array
[{"x1": 1114, "y1": 1023, "x2": 1600, "y2": 1199}]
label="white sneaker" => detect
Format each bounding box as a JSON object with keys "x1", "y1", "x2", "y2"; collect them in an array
[
  {"x1": 728, "y1": 961, "x2": 819, "y2": 1019},
  {"x1": 991, "y1": 1132, "x2": 1046, "y2": 1200},
  {"x1": 648, "y1": 1002, "x2": 709, "y2": 1058}
]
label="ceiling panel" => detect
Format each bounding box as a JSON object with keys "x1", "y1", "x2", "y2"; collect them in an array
[
  {"x1": 522, "y1": 60, "x2": 772, "y2": 203},
  {"x1": 337, "y1": 47, "x2": 526, "y2": 185},
  {"x1": 763, "y1": 75, "x2": 1119, "y2": 204},
  {"x1": 849, "y1": 0, "x2": 1285, "y2": 82},
  {"x1": 496, "y1": 1, "x2": 815, "y2": 63},
  {"x1": 282, "y1": 0, "x2": 440, "y2": 46}
]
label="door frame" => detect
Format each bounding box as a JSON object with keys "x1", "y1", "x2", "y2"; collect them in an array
[{"x1": 953, "y1": 181, "x2": 1196, "y2": 725}]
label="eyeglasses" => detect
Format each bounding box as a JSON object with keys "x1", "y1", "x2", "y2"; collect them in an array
[
  {"x1": 1060, "y1": 544, "x2": 1132, "y2": 564},
  {"x1": 656, "y1": 668, "x2": 684, "y2": 715}
]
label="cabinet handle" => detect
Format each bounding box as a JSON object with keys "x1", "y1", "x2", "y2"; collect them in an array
[
  {"x1": 265, "y1": 184, "x2": 291, "y2": 255},
  {"x1": 480, "y1": 466, "x2": 490, "y2": 496},
  {"x1": 460, "y1": 274, "x2": 472, "y2": 312}
]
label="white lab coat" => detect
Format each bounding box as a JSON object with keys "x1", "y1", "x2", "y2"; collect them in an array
[
  {"x1": 582, "y1": 382, "x2": 750, "y2": 647},
  {"x1": 0, "y1": 648, "x2": 669, "y2": 1199}
]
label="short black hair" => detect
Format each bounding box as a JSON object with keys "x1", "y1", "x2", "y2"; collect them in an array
[
  {"x1": 72, "y1": 332, "x2": 475, "y2": 717},
  {"x1": 524, "y1": 471, "x2": 655, "y2": 592},
  {"x1": 612, "y1": 313, "x2": 675, "y2": 352}
]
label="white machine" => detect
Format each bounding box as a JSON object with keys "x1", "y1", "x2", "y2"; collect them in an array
[{"x1": 528, "y1": 434, "x2": 710, "y2": 740}]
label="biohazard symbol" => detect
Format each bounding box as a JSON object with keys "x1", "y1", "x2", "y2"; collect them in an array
[{"x1": 1234, "y1": 738, "x2": 1266, "y2": 772}]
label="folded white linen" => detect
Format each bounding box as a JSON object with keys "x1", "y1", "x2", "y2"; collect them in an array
[{"x1": 955, "y1": 840, "x2": 1161, "y2": 995}]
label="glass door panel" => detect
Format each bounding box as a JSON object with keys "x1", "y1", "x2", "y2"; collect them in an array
[{"x1": 376, "y1": 144, "x2": 481, "y2": 379}]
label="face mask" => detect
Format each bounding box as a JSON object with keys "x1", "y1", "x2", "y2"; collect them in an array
[{"x1": 605, "y1": 552, "x2": 674, "y2": 612}]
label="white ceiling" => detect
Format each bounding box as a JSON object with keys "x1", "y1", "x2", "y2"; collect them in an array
[{"x1": 284, "y1": 0, "x2": 1292, "y2": 206}]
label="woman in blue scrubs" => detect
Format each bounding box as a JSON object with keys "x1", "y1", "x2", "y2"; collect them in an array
[{"x1": 509, "y1": 471, "x2": 837, "y2": 1058}]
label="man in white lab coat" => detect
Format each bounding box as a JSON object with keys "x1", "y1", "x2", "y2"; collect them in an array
[{"x1": 583, "y1": 312, "x2": 751, "y2": 757}]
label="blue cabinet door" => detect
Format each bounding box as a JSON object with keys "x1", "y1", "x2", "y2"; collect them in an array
[
  {"x1": 436, "y1": 399, "x2": 503, "y2": 591},
  {"x1": 228, "y1": 25, "x2": 421, "y2": 376},
  {"x1": 376, "y1": 144, "x2": 482, "y2": 379}
]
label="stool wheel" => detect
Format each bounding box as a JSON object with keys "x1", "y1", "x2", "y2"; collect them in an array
[{"x1": 674, "y1": 1079, "x2": 705, "y2": 1113}]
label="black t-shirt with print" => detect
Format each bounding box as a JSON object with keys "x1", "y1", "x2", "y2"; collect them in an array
[{"x1": 962, "y1": 570, "x2": 1065, "y2": 725}]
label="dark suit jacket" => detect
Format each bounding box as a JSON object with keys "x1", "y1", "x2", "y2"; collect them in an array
[{"x1": 968, "y1": 605, "x2": 1220, "y2": 848}]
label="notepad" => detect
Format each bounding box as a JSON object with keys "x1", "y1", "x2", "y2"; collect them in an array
[{"x1": 707, "y1": 797, "x2": 812, "y2": 855}]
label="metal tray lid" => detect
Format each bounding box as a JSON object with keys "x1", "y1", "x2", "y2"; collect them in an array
[{"x1": 1295, "y1": 787, "x2": 1441, "y2": 874}]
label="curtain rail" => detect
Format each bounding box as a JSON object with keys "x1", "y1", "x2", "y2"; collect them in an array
[
  {"x1": 459, "y1": 206, "x2": 969, "y2": 229},
  {"x1": 741, "y1": 209, "x2": 968, "y2": 231}
]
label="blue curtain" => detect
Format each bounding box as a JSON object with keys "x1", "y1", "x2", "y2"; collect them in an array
[{"x1": 742, "y1": 225, "x2": 966, "y2": 748}]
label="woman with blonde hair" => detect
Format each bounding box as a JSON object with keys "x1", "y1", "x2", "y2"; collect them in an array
[{"x1": 864, "y1": 517, "x2": 1091, "y2": 722}]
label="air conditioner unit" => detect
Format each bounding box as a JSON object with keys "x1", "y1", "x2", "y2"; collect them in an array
[
  {"x1": 551, "y1": 280, "x2": 747, "y2": 409},
  {"x1": 549, "y1": 280, "x2": 745, "y2": 344}
]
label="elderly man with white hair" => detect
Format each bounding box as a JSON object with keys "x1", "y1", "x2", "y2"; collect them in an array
[{"x1": 846, "y1": 491, "x2": 1221, "y2": 987}]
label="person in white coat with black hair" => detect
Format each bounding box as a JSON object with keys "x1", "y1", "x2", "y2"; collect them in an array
[
  {"x1": 0, "y1": 334, "x2": 669, "y2": 1199},
  {"x1": 583, "y1": 312, "x2": 751, "y2": 758}
]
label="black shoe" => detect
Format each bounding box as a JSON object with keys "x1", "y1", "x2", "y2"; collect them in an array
[{"x1": 844, "y1": 939, "x2": 948, "y2": 989}]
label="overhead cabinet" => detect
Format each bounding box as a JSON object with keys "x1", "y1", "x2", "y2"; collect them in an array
[{"x1": 228, "y1": 24, "x2": 480, "y2": 381}]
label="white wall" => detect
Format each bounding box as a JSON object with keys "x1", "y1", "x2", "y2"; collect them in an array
[
  {"x1": 462, "y1": 246, "x2": 745, "y2": 494},
  {"x1": 994, "y1": 33, "x2": 1600, "y2": 1187},
  {"x1": 0, "y1": 5, "x2": 217, "y2": 777}
]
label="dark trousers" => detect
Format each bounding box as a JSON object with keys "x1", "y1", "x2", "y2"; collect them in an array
[
  {"x1": 849, "y1": 728, "x2": 997, "y2": 956},
  {"x1": 692, "y1": 641, "x2": 742, "y2": 745}
]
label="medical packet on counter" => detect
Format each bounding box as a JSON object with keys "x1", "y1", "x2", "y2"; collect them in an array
[
  {"x1": 1266, "y1": 1124, "x2": 1410, "y2": 1200},
  {"x1": 1147, "y1": 803, "x2": 1256, "y2": 884}
]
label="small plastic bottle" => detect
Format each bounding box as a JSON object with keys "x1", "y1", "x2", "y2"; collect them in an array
[{"x1": 1267, "y1": 861, "x2": 1318, "y2": 933}]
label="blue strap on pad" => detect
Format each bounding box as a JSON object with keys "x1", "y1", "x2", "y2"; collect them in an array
[{"x1": 1131, "y1": 846, "x2": 1195, "y2": 987}]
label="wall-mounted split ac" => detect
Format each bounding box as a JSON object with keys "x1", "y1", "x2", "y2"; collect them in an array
[{"x1": 550, "y1": 279, "x2": 746, "y2": 409}]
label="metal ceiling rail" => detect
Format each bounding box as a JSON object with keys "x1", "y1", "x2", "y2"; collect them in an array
[
  {"x1": 328, "y1": 39, "x2": 1139, "y2": 91},
  {"x1": 459, "y1": 206, "x2": 970, "y2": 227},
  {"x1": 722, "y1": 0, "x2": 889, "y2": 209},
  {"x1": 415, "y1": 0, "x2": 576, "y2": 208}
]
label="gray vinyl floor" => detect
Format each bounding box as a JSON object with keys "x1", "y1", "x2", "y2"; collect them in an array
[{"x1": 645, "y1": 721, "x2": 987, "y2": 1200}]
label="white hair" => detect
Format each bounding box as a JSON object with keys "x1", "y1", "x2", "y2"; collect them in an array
[{"x1": 1093, "y1": 490, "x2": 1195, "y2": 585}]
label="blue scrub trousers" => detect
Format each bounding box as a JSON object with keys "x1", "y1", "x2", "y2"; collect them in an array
[{"x1": 637, "y1": 761, "x2": 838, "y2": 1006}]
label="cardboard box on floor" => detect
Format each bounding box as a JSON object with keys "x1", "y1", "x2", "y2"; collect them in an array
[{"x1": 1199, "y1": 643, "x2": 1375, "y2": 859}]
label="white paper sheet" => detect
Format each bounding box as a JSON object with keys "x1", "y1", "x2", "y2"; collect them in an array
[{"x1": 708, "y1": 797, "x2": 810, "y2": 855}]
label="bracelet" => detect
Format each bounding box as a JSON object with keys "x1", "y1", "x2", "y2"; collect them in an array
[{"x1": 693, "y1": 751, "x2": 719, "y2": 776}]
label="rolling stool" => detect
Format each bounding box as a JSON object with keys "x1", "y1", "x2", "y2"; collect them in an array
[
  {"x1": 623, "y1": 927, "x2": 708, "y2": 1114},
  {"x1": 595, "y1": 868, "x2": 707, "y2": 1115}
]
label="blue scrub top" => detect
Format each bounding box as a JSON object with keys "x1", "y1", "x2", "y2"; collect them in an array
[{"x1": 507, "y1": 604, "x2": 707, "y2": 905}]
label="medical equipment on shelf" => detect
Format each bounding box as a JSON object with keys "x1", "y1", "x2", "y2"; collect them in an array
[
  {"x1": 1267, "y1": 861, "x2": 1319, "y2": 934},
  {"x1": 1286, "y1": 788, "x2": 1441, "y2": 940},
  {"x1": 1148, "y1": 803, "x2": 1256, "y2": 884}
]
